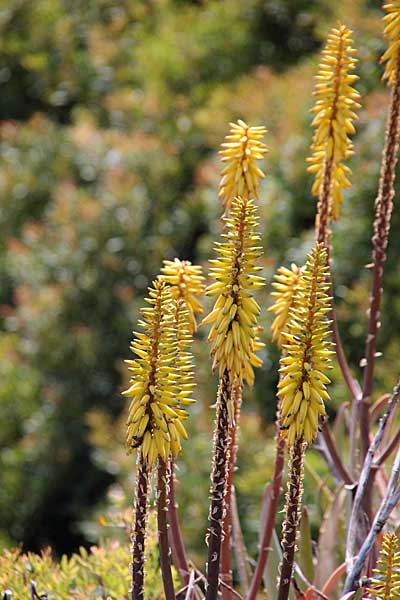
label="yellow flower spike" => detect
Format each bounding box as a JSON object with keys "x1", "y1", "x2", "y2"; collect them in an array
[
  {"x1": 201, "y1": 196, "x2": 265, "y2": 387},
  {"x1": 382, "y1": 2, "x2": 400, "y2": 87},
  {"x1": 268, "y1": 263, "x2": 302, "y2": 348},
  {"x1": 367, "y1": 531, "x2": 400, "y2": 600},
  {"x1": 124, "y1": 280, "x2": 194, "y2": 468},
  {"x1": 159, "y1": 258, "x2": 205, "y2": 332},
  {"x1": 219, "y1": 120, "x2": 268, "y2": 214},
  {"x1": 278, "y1": 243, "x2": 334, "y2": 446},
  {"x1": 307, "y1": 24, "x2": 360, "y2": 223}
]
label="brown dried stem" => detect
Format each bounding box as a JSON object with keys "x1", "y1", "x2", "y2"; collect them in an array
[
  {"x1": 157, "y1": 458, "x2": 175, "y2": 600},
  {"x1": 277, "y1": 438, "x2": 306, "y2": 600},
  {"x1": 361, "y1": 56, "x2": 400, "y2": 463},
  {"x1": 132, "y1": 454, "x2": 149, "y2": 600},
  {"x1": 206, "y1": 371, "x2": 231, "y2": 600}
]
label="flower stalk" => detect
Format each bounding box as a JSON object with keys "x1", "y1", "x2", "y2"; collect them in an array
[
  {"x1": 216, "y1": 121, "x2": 267, "y2": 598},
  {"x1": 167, "y1": 457, "x2": 191, "y2": 587},
  {"x1": 307, "y1": 23, "x2": 360, "y2": 246},
  {"x1": 220, "y1": 382, "x2": 242, "y2": 597},
  {"x1": 276, "y1": 244, "x2": 333, "y2": 600},
  {"x1": 308, "y1": 23, "x2": 361, "y2": 440},
  {"x1": 131, "y1": 454, "x2": 149, "y2": 600},
  {"x1": 246, "y1": 263, "x2": 302, "y2": 600},
  {"x1": 124, "y1": 280, "x2": 195, "y2": 598},
  {"x1": 278, "y1": 438, "x2": 306, "y2": 600},
  {"x1": 202, "y1": 192, "x2": 265, "y2": 597},
  {"x1": 159, "y1": 258, "x2": 204, "y2": 589},
  {"x1": 246, "y1": 430, "x2": 286, "y2": 600},
  {"x1": 157, "y1": 458, "x2": 175, "y2": 600},
  {"x1": 205, "y1": 371, "x2": 231, "y2": 600}
]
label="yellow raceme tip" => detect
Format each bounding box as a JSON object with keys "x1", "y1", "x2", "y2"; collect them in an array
[
  {"x1": 269, "y1": 263, "x2": 302, "y2": 348},
  {"x1": 307, "y1": 24, "x2": 360, "y2": 220},
  {"x1": 159, "y1": 258, "x2": 205, "y2": 332},
  {"x1": 219, "y1": 120, "x2": 268, "y2": 214}
]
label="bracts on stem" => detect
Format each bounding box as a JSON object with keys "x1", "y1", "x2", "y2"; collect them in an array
[
  {"x1": 132, "y1": 454, "x2": 149, "y2": 600},
  {"x1": 277, "y1": 438, "x2": 306, "y2": 600},
  {"x1": 206, "y1": 371, "x2": 231, "y2": 600},
  {"x1": 221, "y1": 383, "x2": 242, "y2": 600}
]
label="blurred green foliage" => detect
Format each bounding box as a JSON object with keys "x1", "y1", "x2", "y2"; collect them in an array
[
  {"x1": 0, "y1": 0, "x2": 399, "y2": 583},
  {"x1": 0, "y1": 510, "x2": 171, "y2": 598}
]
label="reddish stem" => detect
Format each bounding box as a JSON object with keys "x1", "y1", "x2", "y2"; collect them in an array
[
  {"x1": 168, "y1": 457, "x2": 191, "y2": 587},
  {"x1": 157, "y1": 459, "x2": 175, "y2": 600},
  {"x1": 320, "y1": 422, "x2": 353, "y2": 485},
  {"x1": 231, "y1": 485, "x2": 251, "y2": 594},
  {"x1": 246, "y1": 429, "x2": 286, "y2": 600},
  {"x1": 361, "y1": 57, "x2": 400, "y2": 463}
]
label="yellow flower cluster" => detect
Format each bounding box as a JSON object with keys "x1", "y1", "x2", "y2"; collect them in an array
[
  {"x1": 367, "y1": 531, "x2": 400, "y2": 600},
  {"x1": 278, "y1": 244, "x2": 333, "y2": 446},
  {"x1": 307, "y1": 24, "x2": 360, "y2": 220},
  {"x1": 219, "y1": 120, "x2": 268, "y2": 213},
  {"x1": 382, "y1": 2, "x2": 400, "y2": 86},
  {"x1": 269, "y1": 263, "x2": 302, "y2": 348},
  {"x1": 201, "y1": 196, "x2": 265, "y2": 387},
  {"x1": 124, "y1": 281, "x2": 194, "y2": 467},
  {"x1": 159, "y1": 258, "x2": 205, "y2": 332}
]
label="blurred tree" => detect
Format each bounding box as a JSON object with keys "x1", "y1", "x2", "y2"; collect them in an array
[{"x1": 0, "y1": 0, "x2": 399, "y2": 557}]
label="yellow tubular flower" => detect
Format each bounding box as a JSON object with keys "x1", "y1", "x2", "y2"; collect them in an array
[
  {"x1": 219, "y1": 120, "x2": 268, "y2": 213},
  {"x1": 278, "y1": 244, "x2": 334, "y2": 447},
  {"x1": 159, "y1": 258, "x2": 205, "y2": 332},
  {"x1": 201, "y1": 196, "x2": 265, "y2": 387},
  {"x1": 123, "y1": 281, "x2": 194, "y2": 467},
  {"x1": 367, "y1": 532, "x2": 400, "y2": 600},
  {"x1": 307, "y1": 24, "x2": 360, "y2": 220},
  {"x1": 382, "y1": 2, "x2": 400, "y2": 87},
  {"x1": 268, "y1": 263, "x2": 302, "y2": 348}
]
